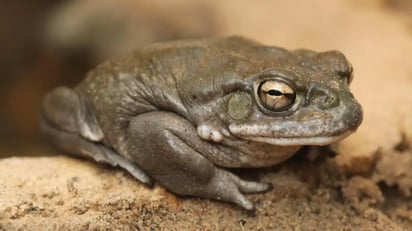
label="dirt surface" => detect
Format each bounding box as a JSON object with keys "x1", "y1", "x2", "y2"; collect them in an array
[
  {"x1": 1, "y1": 0, "x2": 412, "y2": 230},
  {"x1": 0, "y1": 155, "x2": 406, "y2": 230}
]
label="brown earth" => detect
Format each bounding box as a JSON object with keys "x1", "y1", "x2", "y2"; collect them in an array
[
  {"x1": 0, "y1": 154, "x2": 406, "y2": 230},
  {"x1": 1, "y1": 0, "x2": 412, "y2": 230}
]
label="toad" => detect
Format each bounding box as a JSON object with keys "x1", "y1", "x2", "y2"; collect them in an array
[{"x1": 41, "y1": 36, "x2": 362, "y2": 209}]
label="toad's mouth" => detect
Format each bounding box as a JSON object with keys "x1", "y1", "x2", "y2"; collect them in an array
[
  {"x1": 240, "y1": 130, "x2": 354, "y2": 146},
  {"x1": 228, "y1": 118, "x2": 359, "y2": 146}
]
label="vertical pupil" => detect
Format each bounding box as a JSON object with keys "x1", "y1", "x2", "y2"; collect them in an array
[{"x1": 267, "y1": 89, "x2": 282, "y2": 96}]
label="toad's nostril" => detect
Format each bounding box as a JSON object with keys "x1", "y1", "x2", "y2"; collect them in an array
[
  {"x1": 323, "y1": 95, "x2": 338, "y2": 108},
  {"x1": 307, "y1": 84, "x2": 339, "y2": 109}
]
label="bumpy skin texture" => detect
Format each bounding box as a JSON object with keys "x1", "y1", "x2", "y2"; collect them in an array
[{"x1": 41, "y1": 37, "x2": 362, "y2": 210}]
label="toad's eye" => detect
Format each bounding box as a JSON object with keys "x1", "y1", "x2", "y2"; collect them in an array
[{"x1": 258, "y1": 80, "x2": 296, "y2": 111}]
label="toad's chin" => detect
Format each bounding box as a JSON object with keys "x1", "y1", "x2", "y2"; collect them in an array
[{"x1": 236, "y1": 130, "x2": 354, "y2": 146}]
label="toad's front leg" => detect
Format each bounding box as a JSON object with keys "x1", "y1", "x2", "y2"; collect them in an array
[{"x1": 127, "y1": 111, "x2": 270, "y2": 210}]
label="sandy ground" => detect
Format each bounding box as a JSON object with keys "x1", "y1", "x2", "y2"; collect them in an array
[
  {"x1": 0, "y1": 155, "x2": 406, "y2": 230},
  {"x1": 1, "y1": 0, "x2": 412, "y2": 230}
]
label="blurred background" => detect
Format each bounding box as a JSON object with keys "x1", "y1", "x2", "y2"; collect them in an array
[{"x1": 1, "y1": 0, "x2": 412, "y2": 157}]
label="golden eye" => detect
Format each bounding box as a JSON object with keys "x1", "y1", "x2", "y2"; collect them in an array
[{"x1": 258, "y1": 80, "x2": 296, "y2": 111}]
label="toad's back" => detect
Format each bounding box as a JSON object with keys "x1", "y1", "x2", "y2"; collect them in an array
[{"x1": 73, "y1": 37, "x2": 286, "y2": 154}]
